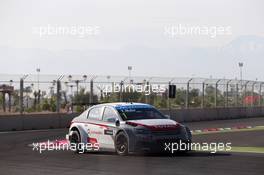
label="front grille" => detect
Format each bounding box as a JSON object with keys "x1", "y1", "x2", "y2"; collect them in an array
[{"x1": 151, "y1": 129, "x2": 181, "y2": 136}]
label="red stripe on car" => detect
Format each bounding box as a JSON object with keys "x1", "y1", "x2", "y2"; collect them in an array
[{"x1": 72, "y1": 121, "x2": 109, "y2": 129}]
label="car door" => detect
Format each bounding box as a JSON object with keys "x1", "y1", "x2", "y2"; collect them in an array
[
  {"x1": 100, "y1": 106, "x2": 120, "y2": 149},
  {"x1": 85, "y1": 106, "x2": 105, "y2": 145}
]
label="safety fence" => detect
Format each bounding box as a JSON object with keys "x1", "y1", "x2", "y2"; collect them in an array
[{"x1": 0, "y1": 74, "x2": 263, "y2": 114}]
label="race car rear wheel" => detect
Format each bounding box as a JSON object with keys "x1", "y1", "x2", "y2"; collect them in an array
[{"x1": 115, "y1": 132, "x2": 128, "y2": 156}]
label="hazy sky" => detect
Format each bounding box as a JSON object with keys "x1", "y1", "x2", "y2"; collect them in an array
[{"x1": 0, "y1": 0, "x2": 264, "y2": 81}]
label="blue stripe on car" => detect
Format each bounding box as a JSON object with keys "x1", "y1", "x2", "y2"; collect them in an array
[{"x1": 115, "y1": 104, "x2": 152, "y2": 110}]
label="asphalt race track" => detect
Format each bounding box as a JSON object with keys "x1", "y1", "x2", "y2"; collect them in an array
[{"x1": 0, "y1": 117, "x2": 264, "y2": 175}]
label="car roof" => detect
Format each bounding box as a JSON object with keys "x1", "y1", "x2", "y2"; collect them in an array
[{"x1": 93, "y1": 102, "x2": 153, "y2": 109}]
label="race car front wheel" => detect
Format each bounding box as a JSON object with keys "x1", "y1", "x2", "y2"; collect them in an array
[
  {"x1": 69, "y1": 130, "x2": 82, "y2": 153},
  {"x1": 115, "y1": 132, "x2": 128, "y2": 156}
]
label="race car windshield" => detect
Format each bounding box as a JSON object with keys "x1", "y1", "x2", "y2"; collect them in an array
[{"x1": 117, "y1": 108, "x2": 166, "y2": 121}]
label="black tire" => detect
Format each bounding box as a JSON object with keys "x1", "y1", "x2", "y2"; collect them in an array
[
  {"x1": 115, "y1": 132, "x2": 128, "y2": 156},
  {"x1": 69, "y1": 130, "x2": 82, "y2": 153}
]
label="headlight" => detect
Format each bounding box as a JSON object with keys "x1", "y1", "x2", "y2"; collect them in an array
[{"x1": 135, "y1": 128, "x2": 151, "y2": 135}]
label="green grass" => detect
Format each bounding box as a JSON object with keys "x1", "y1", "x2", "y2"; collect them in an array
[
  {"x1": 193, "y1": 146, "x2": 264, "y2": 154},
  {"x1": 193, "y1": 126, "x2": 264, "y2": 135},
  {"x1": 229, "y1": 147, "x2": 264, "y2": 154}
]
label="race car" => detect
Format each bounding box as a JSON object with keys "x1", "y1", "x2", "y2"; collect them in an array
[{"x1": 66, "y1": 102, "x2": 192, "y2": 155}]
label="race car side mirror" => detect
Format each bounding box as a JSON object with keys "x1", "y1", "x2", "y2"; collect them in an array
[
  {"x1": 165, "y1": 115, "x2": 170, "y2": 119},
  {"x1": 115, "y1": 119, "x2": 120, "y2": 127}
]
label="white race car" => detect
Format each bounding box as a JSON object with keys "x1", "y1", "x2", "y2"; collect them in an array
[{"x1": 66, "y1": 102, "x2": 192, "y2": 155}]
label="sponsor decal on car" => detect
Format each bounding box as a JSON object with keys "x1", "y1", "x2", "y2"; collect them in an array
[{"x1": 104, "y1": 129, "x2": 114, "y2": 135}]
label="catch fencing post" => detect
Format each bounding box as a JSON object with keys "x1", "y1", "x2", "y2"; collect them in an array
[
  {"x1": 215, "y1": 80, "x2": 221, "y2": 108},
  {"x1": 259, "y1": 83, "x2": 263, "y2": 107},
  {"x1": 90, "y1": 79, "x2": 94, "y2": 105},
  {"x1": 119, "y1": 81, "x2": 124, "y2": 102},
  {"x1": 56, "y1": 75, "x2": 64, "y2": 113},
  {"x1": 56, "y1": 80, "x2": 61, "y2": 113},
  {"x1": 20, "y1": 80, "x2": 23, "y2": 113},
  {"x1": 244, "y1": 81, "x2": 250, "y2": 107},
  {"x1": 201, "y1": 82, "x2": 205, "y2": 108},
  {"x1": 186, "y1": 78, "x2": 193, "y2": 109},
  {"x1": 235, "y1": 83, "x2": 239, "y2": 107},
  {"x1": 168, "y1": 81, "x2": 171, "y2": 113},
  {"x1": 19, "y1": 75, "x2": 27, "y2": 114},
  {"x1": 251, "y1": 82, "x2": 257, "y2": 107},
  {"x1": 226, "y1": 80, "x2": 232, "y2": 107}
]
